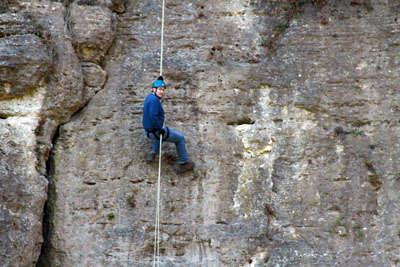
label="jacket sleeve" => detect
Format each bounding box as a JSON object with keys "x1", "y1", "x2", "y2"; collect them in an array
[{"x1": 148, "y1": 99, "x2": 163, "y2": 129}]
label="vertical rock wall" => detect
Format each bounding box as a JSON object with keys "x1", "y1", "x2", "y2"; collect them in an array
[
  {"x1": 0, "y1": 0, "x2": 399, "y2": 266},
  {"x1": 0, "y1": 0, "x2": 118, "y2": 266}
]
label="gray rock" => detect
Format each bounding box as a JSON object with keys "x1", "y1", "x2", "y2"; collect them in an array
[
  {"x1": 40, "y1": 0, "x2": 400, "y2": 266},
  {"x1": 0, "y1": 35, "x2": 52, "y2": 100},
  {"x1": 0, "y1": 13, "x2": 35, "y2": 37},
  {"x1": 0, "y1": 117, "x2": 48, "y2": 267},
  {"x1": 30, "y1": 1, "x2": 86, "y2": 122},
  {"x1": 0, "y1": 2, "x2": 86, "y2": 266},
  {"x1": 69, "y1": 4, "x2": 117, "y2": 63},
  {"x1": 81, "y1": 62, "x2": 107, "y2": 88},
  {"x1": 337, "y1": 226, "x2": 347, "y2": 237},
  {"x1": 81, "y1": 62, "x2": 107, "y2": 104},
  {"x1": 0, "y1": 0, "x2": 400, "y2": 266}
]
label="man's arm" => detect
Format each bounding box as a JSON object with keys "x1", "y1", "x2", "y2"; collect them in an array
[{"x1": 148, "y1": 99, "x2": 163, "y2": 130}]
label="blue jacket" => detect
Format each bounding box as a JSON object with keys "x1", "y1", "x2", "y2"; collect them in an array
[{"x1": 142, "y1": 93, "x2": 164, "y2": 131}]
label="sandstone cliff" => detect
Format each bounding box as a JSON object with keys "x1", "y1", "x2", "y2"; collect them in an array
[{"x1": 0, "y1": 0, "x2": 399, "y2": 266}]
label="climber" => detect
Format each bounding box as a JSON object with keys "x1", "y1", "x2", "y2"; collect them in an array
[{"x1": 142, "y1": 76, "x2": 195, "y2": 174}]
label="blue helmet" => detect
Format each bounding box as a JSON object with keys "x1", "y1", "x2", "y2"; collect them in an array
[{"x1": 152, "y1": 76, "x2": 165, "y2": 88}]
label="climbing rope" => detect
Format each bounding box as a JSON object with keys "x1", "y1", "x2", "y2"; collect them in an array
[
  {"x1": 159, "y1": 0, "x2": 165, "y2": 76},
  {"x1": 153, "y1": 135, "x2": 162, "y2": 267},
  {"x1": 153, "y1": 0, "x2": 165, "y2": 266}
]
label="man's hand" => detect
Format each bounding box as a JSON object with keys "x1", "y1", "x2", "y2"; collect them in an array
[{"x1": 159, "y1": 128, "x2": 165, "y2": 135}]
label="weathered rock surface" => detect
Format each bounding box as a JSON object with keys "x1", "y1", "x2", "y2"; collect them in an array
[
  {"x1": 0, "y1": 34, "x2": 52, "y2": 100},
  {"x1": 1, "y1": 0, "x2": 400, "y2": 266},
  {"x1": 0, "y1": 0, "x2": 106, "y2": 266},
  {"x1": 81, "y1": 62, "x2": 107, "y2": 104},
  {"x1": 0, "y1": 13, "x2": 35, "y2": 37},
  {"x1": 69, "y1": 3, "x2": 117, "y2": 63},
  {"x1": 0, "y1": 118, "x2": 48, "y2": 267}
]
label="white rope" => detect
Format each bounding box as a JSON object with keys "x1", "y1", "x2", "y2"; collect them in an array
[
  {"x1": 159, "y1": 0, "x2": 165, "y2": 76},
  {"x1": 153, "y1": 0, "x2": 165, "y2": 266},
  {"x1": 153, "y1": 135, "x2": 163, "y2": 267}
]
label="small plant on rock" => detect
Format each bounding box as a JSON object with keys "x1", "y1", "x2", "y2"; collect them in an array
[
  {"x1": 368, "y1": 175, "x2": 383, "y2": 191},
  {"x1": 276, "y1": 23, "x2": 289, "y2": 33},
  {"x1": 352, "y1": 130, "x2": 364, "y2": 136},
  {"x1": 127, "y1": 195, "x2": 136, "y2": 208},
  {"x1": 352, "y1": 223, "x2": 364, "y2": 239},
  {"x1": 36, "y1": 167, "x2": 44, "y2": 176}
]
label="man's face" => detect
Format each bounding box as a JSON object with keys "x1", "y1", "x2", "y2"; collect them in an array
[{"x1": 153, "y1": 87, "x2": 165, "y2": 98}]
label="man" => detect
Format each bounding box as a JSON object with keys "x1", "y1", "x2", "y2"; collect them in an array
[{"x1": 142, "y1": 76, "x2": 195, "y2": 174}]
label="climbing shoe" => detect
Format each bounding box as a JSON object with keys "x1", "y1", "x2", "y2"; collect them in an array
[
  {"x1": 146, "y1": 152, "x2": 157, "y2": 163},
  {"x1": 176, "y1": 160, "x2": 195, "y2": 174}
]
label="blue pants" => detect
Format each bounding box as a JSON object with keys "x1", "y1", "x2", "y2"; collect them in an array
[{"x1": 145, "y1": 127, "x2": 189, "y2": 164}]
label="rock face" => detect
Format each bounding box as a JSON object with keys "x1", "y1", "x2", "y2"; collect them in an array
[
  {"x1": 0, "y1": 117, "x2": 48, "y2": 267},
  {"x1": 69, "y1": 4, "x2": 117, "y2": 63},
  {"x1": 0, "y1": 34, "x2": 52, "y2": 100},
  {"x1": 0, "y1": 1, "x2": 108, "y2": 266},
  {"x1": 0, "y1": 0, "x2": 400, "y2": 266}
]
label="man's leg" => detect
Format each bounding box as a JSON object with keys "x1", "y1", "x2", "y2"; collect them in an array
[
  {"x1": 152, "y1": 138, "x2": 160, "y2": 154},
  {"x1": 145, "y1": 131, "x2": 160, "y2": 163},
  {"x1": 164, "y1": 128, "x2": 189, "y2": 164}
]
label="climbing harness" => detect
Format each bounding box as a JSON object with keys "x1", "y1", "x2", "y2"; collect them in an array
[
  {"x1": 153, "y1": 0, "x2": 165, "y2": 266},
  {"x1": 147, "y1": 128, "x2": 170, "y2": 141}
]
